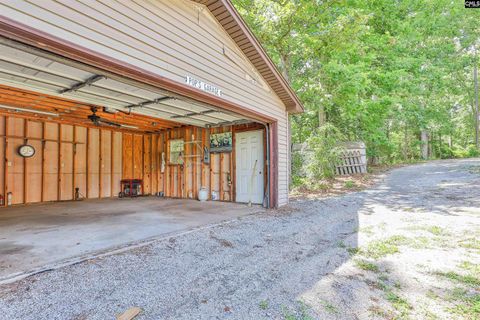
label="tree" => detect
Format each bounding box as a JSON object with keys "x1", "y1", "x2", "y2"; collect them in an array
[{"x1": 233, "y1": 0, "x2": 480, "y2": 180}]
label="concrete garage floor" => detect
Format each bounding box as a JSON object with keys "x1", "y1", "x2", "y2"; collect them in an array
[{"x1": 0, "y1": 197, "x2": 262, "y2": 282}]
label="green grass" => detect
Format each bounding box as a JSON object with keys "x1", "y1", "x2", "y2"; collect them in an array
[
  {"x1": 320, "y1": 300, "x2": 338, "y2": 314},
  {"x1": 368, "y1": 305, "x2": 391, "y2": 318},
  {"x1": 426, "y1": 289, "x2": 439, "y2": 300},
  {"x1": 360, "y1": 234, "x2": 435, "y2": 259},
  {"x1": 362, "y1": 235, "x2": 408, "y2": 259},
  {"x1": 425, "y1": 226, "x2": 447, "y2": 236},
  {"x1": 355, "y1": 259, "x2": 380, "y2": 272},
  {"x1": 459, "y1": 261, "x2": 480, "y2": 274},
  {"x1": 459, "y1": 238, "x2": 480, "y2": 250},
  {"x1": 337, "y1": 240, "x2": 346, "y2": 248},
  {"x1": 386, "y1": 291, "x2": 412, "y2": 317},
  {"x1": 347, "y1": 247, "x2": 360, "y2": 256},
  {"x1": 434, "y1": 271, "x2": 480, "y2": 287},
  {"x1": 447, "y1": 288, "x2": 480, "y2": 318},
  {"x1": 281, "y1": 303, "x2": 314, "y2": 320},
  {"x1": 344, "y1": 180, "x2": 356, "y2": 188},
  {"x1": 406, "y1": 225, "x2": 449, "y2": 237},
  {"x1": 365, "y1": 273, "x2": 411, "y2": 318},
  {"x1": 259, "y1": 300, "x2": 269, "y2": 310},
  {"x1": 359, "y1": 225, "x2": 374, "y2": 235}
]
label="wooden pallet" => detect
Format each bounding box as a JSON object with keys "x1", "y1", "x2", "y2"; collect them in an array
[{"x1": 335, "y1": 150, "x2": 367, "y2": 175}]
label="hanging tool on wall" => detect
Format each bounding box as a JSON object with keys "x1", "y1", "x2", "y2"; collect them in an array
[{"x1": 161, "y1": 152, "x2": 165, "y2": 173}]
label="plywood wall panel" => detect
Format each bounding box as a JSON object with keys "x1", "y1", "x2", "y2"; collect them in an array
[
  {"x1": 151, "y1": 134, "x2": 158, "y2": 195},
  {"x1": 133, "y1": 134, "x2": 143, "y2": 179},
  {"x1": 43, "y1": 140, "x2": 58, "y2": 202},
  {"x1": 61, "y1": 124, "x2": 74, "y2": 141},
  {"x1": 87, "y1": 128, "x2": 99, "y2": 198},
  {"x1": 59, "y1": 125, "x2": 74, "y2": 201},
  {"x1": 60, "y1": 143, "x2": 73, "y2": 200},
  {"x1": 7, "y1": 117, "x2": 24, "y2": 137},
  {"x1": 122, "y1": 133, "x2": 133, "y2": 179},
  {"x1": 27, "y1": 121, "x2": 42, "y2": 138},
  {"x1": 100, "y1": 130, "x2": 112, "y2": 198},
  {"x1": 143, "y1": 135, "x2": 151, "y2": 194},
  {"x1": 26, "y1": 138, "x2": 42, "y2": 203},
  {"x1": 26, "y1": 121, "x2": 43, "y2": 203},
  {"x1": 74, "y1": 126, "x2": 87, "y2": 198},
  {"x1": 6, "y1": 137, "x2": 24, "y2": 204},
  {"x1": 112, "y1": 132, "x2": 122, "y2": 196},
  {"x1": 157, "y1": 132, "x2": 165, "y2": 193},
  {"x1": 44, "y1": 122, "x2": 59, "y2": 140},
  {"x1": 0, "y1": 117, "x2": 5, "y2": 201}
]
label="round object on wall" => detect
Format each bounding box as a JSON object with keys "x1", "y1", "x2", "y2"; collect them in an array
[{"x1": 18, "y1": 144, "x2": 36, "y2": 158}]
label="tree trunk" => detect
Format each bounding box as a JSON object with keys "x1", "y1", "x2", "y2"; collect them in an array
[
  {"x1": 438, "y1": 133, "x2": 442, "y2": 159},
  {"x1": 421, "y1": 130, "x2": 429, "y2": 160},
  {"x1": 475, "y1": 56, "x2": 479, "y2": 149},
  {"x1": 279, "y1": 53, "x2": 290, "y2": 83},
  {"x1": 318, "y1": 105, "x2": 326, "y2": 127}
]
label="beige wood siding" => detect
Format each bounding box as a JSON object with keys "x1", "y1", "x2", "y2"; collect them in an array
[{"x1": 0, "y1": 0, "x2": 291, "y2": 205}]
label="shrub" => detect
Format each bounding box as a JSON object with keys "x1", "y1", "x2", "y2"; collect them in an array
[
  {"x1": 467, "y1": 145, "x2": 480, "y2": 158},
  {"x1": 304, "y1": 124, "x2": 346, "y2": 180}
]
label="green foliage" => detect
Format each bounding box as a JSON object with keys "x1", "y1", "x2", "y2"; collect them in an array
[
  {"x1": 355, "y1": 259, "x2": 380, "y2": 272},
  {"x1": 434, "y1": 271, "x2": 480, "y2": 287},
  {"x1": 233, "y1": 0, "x2": 480, "y2": 176},
  {"x1": 305, "y1": 123, "x2": 345, "y2": 180},
  {"x1": 344, "y1": 180, "x2": 356, "y2": 189},
  {"x1": 259, "y1": 300, "x2": 269, "y2": 310},
  {"x1": 448, "y1": 288, "x2": 480, "y2": 318},
  {"x1": 347, "y1": 247, "x2": 360, "y2": 256},
  {"x1": 362, "y1": 235, "x2": 409, "y2": 259},
  {"x1": 467, "y1": 145, "x2": 480, "y2": 158}
]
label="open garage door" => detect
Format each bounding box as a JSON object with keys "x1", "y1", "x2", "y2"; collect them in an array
[{"x1": 0, "y1": 38, "x2": 253, "y2": 128}]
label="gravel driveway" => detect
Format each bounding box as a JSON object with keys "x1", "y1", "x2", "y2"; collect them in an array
[{"x1": 1, "y1": 159, "x2": 479, "y2": 320}]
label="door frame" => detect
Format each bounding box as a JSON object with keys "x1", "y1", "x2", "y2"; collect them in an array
[{"x1": 234, "y1": 128, "x2": 266, "y2": 205}]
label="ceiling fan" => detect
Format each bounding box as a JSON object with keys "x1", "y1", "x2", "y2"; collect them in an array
[{"x1": 87, "y1": 107, "x2": 138, "y2": 129}]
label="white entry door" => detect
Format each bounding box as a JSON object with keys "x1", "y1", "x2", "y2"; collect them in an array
[{"x1": 235, "y1": 130, "x2": 264, "y2": 204}]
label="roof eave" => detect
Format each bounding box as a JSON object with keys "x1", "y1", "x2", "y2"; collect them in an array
[{"x1": 195, "y1": 0, "x2": 304, "y2": 114}]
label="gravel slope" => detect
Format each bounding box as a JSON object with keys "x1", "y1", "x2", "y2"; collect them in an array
[{"x1": 1, "y1": 159, "x2": 479, "y2": 320}]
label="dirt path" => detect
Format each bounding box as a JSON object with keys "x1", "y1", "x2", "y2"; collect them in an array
[{"x1": 1, "y1": 159, "x2": 479, "y2": 320}]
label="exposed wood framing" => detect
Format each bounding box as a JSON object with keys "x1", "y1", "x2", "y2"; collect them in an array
[
  {"x1": 3, "y1": 116, "x2": 7, "y2": 206},
  {"x1": 57, "y1": 124, "x2": 61, "y2": 201},
  {"x1": 41, "y1": 121, "x2": 45, "y2": 202},
  {"x1": 85, "y1": 126, "x2": 89, "y2": 198},
  {"x1": 0, "y1": 114, "x2": 272, "y2": 207},
  {"x1": 23, "y1": 118, "x2": 27, "y2": 203}
]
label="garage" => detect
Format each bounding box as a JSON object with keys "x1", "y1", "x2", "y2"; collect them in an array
[
  {"x1": 0, "y1": 38, "x2": 269, "y2": 206},
  {"x1": 0, "y1": 0, "x2": 303, "y2": 281}
]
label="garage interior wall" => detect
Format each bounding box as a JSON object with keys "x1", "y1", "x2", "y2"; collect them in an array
[{"x1": 0, "y1": 115, "x2": 265, "y2": 206}]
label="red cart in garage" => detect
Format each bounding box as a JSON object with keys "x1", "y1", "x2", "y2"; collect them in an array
[{"x1": 119, "y1": 179, "x2": 143, "y2": 198}]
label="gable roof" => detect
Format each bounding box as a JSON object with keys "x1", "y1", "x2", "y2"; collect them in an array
[{"x1": 193, "y1": 0, "x2": 304, "y2": 114}]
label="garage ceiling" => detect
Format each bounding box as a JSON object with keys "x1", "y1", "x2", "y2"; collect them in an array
[{"x1": 0, "y1": 38, "x2": 252, "y2": 131}]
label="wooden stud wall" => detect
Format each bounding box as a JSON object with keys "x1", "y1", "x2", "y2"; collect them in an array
[
  {"x1": 0, "y1": 115, "x2": 266, "y2": 206},
  {"x1": 0, "y1": 115, "x2": 126, "y2": 205}
]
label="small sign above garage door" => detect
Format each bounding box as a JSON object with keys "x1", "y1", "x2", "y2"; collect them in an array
[{"x1": 185, "y1": 75, "x2": 223, "y2": 97}]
